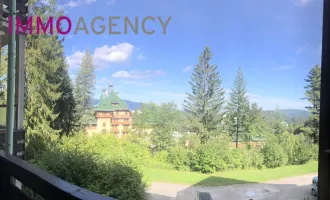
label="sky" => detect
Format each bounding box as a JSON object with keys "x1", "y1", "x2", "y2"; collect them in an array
[{"x1": 58, "y1": 0, "x2": 323, "y2": 110}]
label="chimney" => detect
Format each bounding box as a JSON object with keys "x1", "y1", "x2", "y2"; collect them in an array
[
  {"x1": 108, "y1": 80, "x2": 113, "y2": 93},
  {"x1": 102, "y1": 88, "x2": 107, "y2": 96}
]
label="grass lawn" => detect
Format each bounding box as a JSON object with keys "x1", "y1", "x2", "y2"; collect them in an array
[{"x1": 142, "y1": 161, "x2": 318, "y2": 186}]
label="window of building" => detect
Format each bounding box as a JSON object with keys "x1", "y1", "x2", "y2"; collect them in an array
[{"x1": 103, "y1": 123, "x2": 106, "y2": 127}]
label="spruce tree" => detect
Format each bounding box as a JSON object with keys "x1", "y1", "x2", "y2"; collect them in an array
[
  {"x1": 51, "y1": 49, "x2": 76, "y2": 136},
  {"x1": 227, "y1": 68, "x2": 250, "y2": 147},
  {"x1": 248, "y1": 102, "x2": 269, "y2": 140},
  {"x1": 183, "y1": 46, "x2": 226, "y2": 143},
  {"x1": 24, "y1": 0, "x2": 66, "y2": 159},
  {"x1": 74, "y1": 49, "x2": 96, "y2": 130},
  {"x1": 303, "y1": 65, "x2": 321, "y2": 144},
  {"x1": 271, "y1": 106, "x2": 286, "y2": 135}
]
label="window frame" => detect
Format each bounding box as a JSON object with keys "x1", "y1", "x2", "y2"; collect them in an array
[{"x1": 318, "y1": 0, "x2": 330, "y2": 199}]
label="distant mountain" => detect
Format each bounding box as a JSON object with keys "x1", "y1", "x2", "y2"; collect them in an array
[
  {"x1": 124, "y1": 100, "x2": 142, "y2": 110},
  {"x1": 93, "y1": 99, "x2": 142, "y2": 111},
  {"x1": 262, "y1": 109, "x2": 310, "y2": 123}
]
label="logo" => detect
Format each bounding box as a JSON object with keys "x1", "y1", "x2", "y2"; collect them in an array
[{"x1": 8, "y1": 16, "x2": 172, "y2": 35}]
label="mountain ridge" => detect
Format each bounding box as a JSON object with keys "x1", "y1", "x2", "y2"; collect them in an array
[{"x1": 94, "y1": 99, "x2": 310, "y2": 121}]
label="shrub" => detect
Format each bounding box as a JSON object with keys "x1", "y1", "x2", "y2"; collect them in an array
[
  {"x1": 190, "y1": 137, "x2": 232, "y2": 173},
  {"x1": 281, "y1": 133, "x2": 313, "y2": 165},
  {"x1": 154, "y1": 150, "x2": 169, "y2": 163},
  {"x1": 36, "y1": 144, "x2": 146, "y2": 200},
  {"x1": 168, "y1": 146, "x2": 191, "y2": 171},
  {"x1": 262, "y1": 142, "x2": 288, "y2": 168},
  {"x1": 250, "y1": 149, "x2": 264, "y2": 169},
  {"x1": 311, "y1": 144, "x2": 319, "y2": 161},
  {"x1": 225, "y1": 149, "x2": 243, "y2": 170}
]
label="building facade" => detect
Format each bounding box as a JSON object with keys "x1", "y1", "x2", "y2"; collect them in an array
[{"x1": 86, "y1": 84, "x2": 132, "y2": 137}]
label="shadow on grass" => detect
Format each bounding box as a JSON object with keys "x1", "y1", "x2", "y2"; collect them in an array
[{"x1": 146, "y1": 175, "x2": 318, "y2": 200}]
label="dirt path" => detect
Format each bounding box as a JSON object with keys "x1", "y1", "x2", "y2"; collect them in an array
[{"x1": 146, "y1": 173, "x2": 318, "y2": 200}]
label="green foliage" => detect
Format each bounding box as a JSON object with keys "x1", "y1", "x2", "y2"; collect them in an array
[
  {"x1": 183, "y1": 46, "x2": 226, "y2": 142},
  {"x1": 303, "y1": 65, "x2": 321, "y2": 144},
  {"x1": 154, "y1": 151, "x2": 170, "y2": 163},
  {"x1": 190, "y1": 136, "x2": 232, "y2": 173},
  {"x1": 0, "y1": 47, "x2": 7, "y2": 105},
  {"x1": 24, "y1": 0, "x2": 64, "y2": 145},
  {"x1": 33, "y1": 134, "x2": 147, "y2": 200},
  {"x1": 133, "y1": 102, "x2": 184, "y2": 151},
  {"x1": 168, "y1": 146, "x2": 191, "y2": 171},
  {"x1": 281, "y1": 133, "x2": 313, "y2": 165},
  {"x1": 226, "y1": 68, "x2": 250, "y2": 144},
  {"x1": 36, "y1": 145, "x2": 146, "y2": 200},
  {"x1": 262, "y1": 142, "x2": 288, "y2": 168},
  {"x1": 52, "y1": 61, "x2": 76, "y2": 136},
  {"x1": 73, "y1": 49, "x2": 96, "y2": 131},
  {"x1": 247, "y1": 103, "x2": 269, "y2": 140},
  {"x1": 311, "y1": 144, "x2": 319, "y2": 161},
  {"x1": 270, "y1": 106, "x2": 288, "y2": 135}
]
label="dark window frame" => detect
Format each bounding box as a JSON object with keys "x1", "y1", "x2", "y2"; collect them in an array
[{"x1": 318, "y1": 0, "x2": 330, "y2": 199}]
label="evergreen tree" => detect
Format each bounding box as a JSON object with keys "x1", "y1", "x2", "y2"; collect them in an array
[
  {"x1": 303, "y1": 65, "x2": 321, "y2": 144},
  {"x1": 51, "y1": 53, "x2": 76, "y2": 136},
  {"x1": 248, "y1": 102, "x2": 269, "y2": 140},
  {"x1": 183, "y1": 46, "x2": 226, "y2": 143},
  {"x1": 271, "y1": 106, "x2": 287, "y2": 135},
  {"x1": 73, "y1": 49, "x2": 96, "y2": 130},
  {"x1": 24, "y1": 0, "x2": 65, "y2": 159},
  {"x1": 226, "y1": 68, "x2": 250, "y2": 147}
]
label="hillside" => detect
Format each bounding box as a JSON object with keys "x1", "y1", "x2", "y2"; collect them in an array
[
  {"x1": 262, "y1": 109, "x2": 309, "y2": 123},
  {"x1": 93, "y1": 99, "x2": 309, "y2": 121}
]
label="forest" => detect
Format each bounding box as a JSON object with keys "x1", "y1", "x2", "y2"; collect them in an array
[{"x1": 0, "y1": 1, "x2": 321, "y2": 200}]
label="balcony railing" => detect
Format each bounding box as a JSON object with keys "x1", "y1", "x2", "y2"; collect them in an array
[
  {"x1": 0, "y1": 129, "x2": 25, "y2": 159},
  {"x1": 111, "y1": 121, "x2": 131, "y2": 126},
  {"x1": 112, "y1": 115, "x2": 131, "y2": 119},
  {"x1": 0, "y1": 150, "x2": 116, "y2": 200}
]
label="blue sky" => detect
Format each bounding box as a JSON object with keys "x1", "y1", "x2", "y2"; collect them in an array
[{"x1": 59, "y1": 0, "x2": 323, "y2": 110}]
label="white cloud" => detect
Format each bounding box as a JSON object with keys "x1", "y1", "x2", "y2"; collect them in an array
[
  {"x1": 94, "y1": 43, "x2": 135, "y2": 65},
  {"x1": 294, "y1": 0, "x2": 313, "y2": 6},
  {"x1": 67, "y1": 42, "x2": 135, "y2": 70},
  {"x1": 64, "y1": 0, "x2": 97, "y2": 8},
  {"x1": 67, "y1": 51, "x2": 85, "y2": 69},
  {"x1": 112, "y1": 70, "x2": 166, "y2": 79},
  {"x1": 137, "y1": 54, "x2": 146, "y2": 60},
  {"x1": 120, "y1": 80, "x2": 152, "y2": 86},
  {"x1": 107, "y1": 0, "x2": 116, "y2": 5},
  {"x1": 183, "y1": 65, "x2": 193, "y2": 72},
  {"x1": 270, "y1": 65, "x2": 293, "y2": 70},
  {"x1": 151, "y1": 92, "x2": 187, "y2": 97}
]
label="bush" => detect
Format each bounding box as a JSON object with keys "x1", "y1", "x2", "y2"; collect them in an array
[
  {"x1": 281, "y1": 133, "x2": 313, "y2": 165},
  {"x1": 239, "y1": 147, "x2": 264, "y2": 169},
  {"x1": 262, "y1": 142, "x2": 288, "y2": 168},
  {"x1": 34, "y1": 134, "x2": 147, "y2": 200},
  {"x1": 225, "y1": 149, "x2": 243, "y2": 170},
  {"x1": 167, "y1": 147, "x2": 191, "y2": 171},
  {"x1": 250, "y1": 149, "x2": 264, "y2": 169},
  {"x1": 190, "y1": 137, "x2": 232, "y2": 173},
  {"x1": 311, "y1": 144, "x2": 319, "y2": 161},
  {"x1": 154, "y1": 150, "x2": 169, "y2": 163}
]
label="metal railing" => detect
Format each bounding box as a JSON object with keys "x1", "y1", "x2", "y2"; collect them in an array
[{"x1": 0, "y1": 150, "x2": 116, "y2": 200}]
